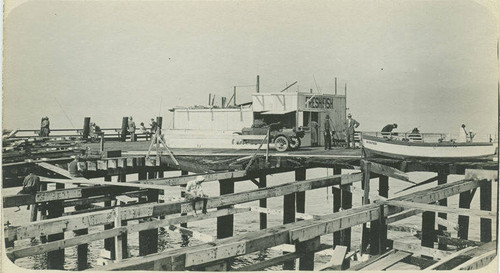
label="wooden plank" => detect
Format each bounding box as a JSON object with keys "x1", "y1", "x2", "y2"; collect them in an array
[
  {"x1": 6, "y1": 207, "x2": 249, "y2": 259},
  {"x1": 316, "y1": 245, "x2": 347, "y2": 271},
  {"x1": 386, "y1": 209, "x2": 422, "y2": 224},
  {"x1": 436, "y1": 235, "x2": 484, "y2": 248},
  {"x1": 366, "y1": 160, "x2": 412, "y2": 183},
  {"x1": 168, "y1": 225, "x2": 214, "y2": 242},
  {"x1": 360, "y1": 250, "x2": 412, "y2": 271},
  {"x1": 37, "y1": 162, "x2": 74, "y2": 179},
  {"x1": 392, "y1": 241, "x2": 453, "y2": 260},
  {"x1": 454, "y1": 250, "x2": 496, "y2": 270},
  {"x1": 424, "y1": 246, "x2": 476, "y2": 270},
  {"x1": 386, "y1": 200, "x2": 496, "y2": 219},
  {"x1": 90, "y1": 178, "x2": 485, "y2": 271}
]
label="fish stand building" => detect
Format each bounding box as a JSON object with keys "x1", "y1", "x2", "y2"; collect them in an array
[{"x1": 167, "y1": 92, "x2": 346, "y2": 148}]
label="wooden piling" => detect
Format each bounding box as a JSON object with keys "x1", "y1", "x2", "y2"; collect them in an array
[
  {"x1": 75, "y1": 203, "x2": 89, "y2": 270},
  {"x1": 259, "y1": 174, "x2": 267, "y2": 230},
  {"x1": 361, "y1": 161, "x2": 371, "y2": 254},
  {"x1": 217, "y1": 179, "x2": 235, "y2": 239},
  {"x1": 139, "y1": 171, "x2": 159, "y2": 256},
  {"x1": 117, "y1": 171, "x2": 128, "y2": 259},
  {"x1": 480, "y1": 180, "x2": 492, "y2": 243},
  {"x1": 340, "y1": 181, "x2": 352, "y2": 269},
  {"x1": 283, "y1": 173, "x2": 296, "y2": 270},
  {"x1": 437, "y1": 171, "x2": 448, "y2": 250},
  {"x1": 47, "y1": 183, "x2": 65, "y2": 270},
  {"x1": 458, "y1": 190, "x2": 472, "y2": 240},
  {"x1": 120, "y1": 117, "x2": 128, "y2": 141},
  {"x1": 421, "y1": 211, "x2": 436, "y2": 249},
  {"x1": 295, "y1": 168, "x2": 306, "y2": 221},
  {"x1": 333, "y1": 168, "x2": 342, "y2": 245},
  {"x1": 180, "y1": 170, "x2": 189, "y2": 245},
  {"x1": 370, "y1": 175, "x2": 389, "y2": 255},
  {"x1": 83, "y1": 117, "x2": 91, "y2": 140},
  {"x1": 297, "y1": 236, "x2": 320, "y2": 270},
  {"x1": 103, "y1": 175, "x2": 115, "y2": 260}
]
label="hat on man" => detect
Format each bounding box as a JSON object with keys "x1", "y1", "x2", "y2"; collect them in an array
[
  {"x1": 195, "y1": 175, "x2": 205, "y2": 183},
  {"x1": 348, "y1": 113, "x2": 352, "y2": 118}
]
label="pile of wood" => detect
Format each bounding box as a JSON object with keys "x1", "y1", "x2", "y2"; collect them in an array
[{"x1": 2, "y1": 137, "x2": 85, "y2": 163}]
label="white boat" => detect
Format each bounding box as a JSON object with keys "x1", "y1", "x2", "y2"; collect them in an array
[{"x1": 361, "y1": 132, "x2": 496, "y2": 161}]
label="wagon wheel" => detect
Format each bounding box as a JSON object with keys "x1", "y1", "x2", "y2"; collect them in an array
[
  {"x1": 274, "y1": 135, "x2": 289, "y2": 152},
  {"x1": 288, "y1": 136, "x2": 301, "y2": 150}
]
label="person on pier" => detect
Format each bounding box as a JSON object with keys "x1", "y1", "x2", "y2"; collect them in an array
[
  {"x1": 381, "y1": 123, "x2": 398, "y2": 137},
  {"x1": 128, "y1": 116, "x2": 136, "y2": 142},
  {"x1": 323, "y1": 115, "x2": 333, "y2": 150},
  {"x1": 150, "y1": 118, "x2": 158, "y2": 134},
  {"x1": 185, "y1": 175, "x2": 208, "y2": 214},
  {"x1": 18, "y1": 172, "x2": 41, "y2": 210},
  {"x1": 309, "y1": 120, "x2": 319, "y2": 147},
  {"x1": 344, "y1": 113, "x2": 360, "y2": 148},
  {"x1": 40, "y1": 117, "x2": 50, "y2": 137}
]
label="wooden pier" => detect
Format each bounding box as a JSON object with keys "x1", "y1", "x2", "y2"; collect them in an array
[{"x1": 2, "y1": 140, "x2": 498, "y2": 271}]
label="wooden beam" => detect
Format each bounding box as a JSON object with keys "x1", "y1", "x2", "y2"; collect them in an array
[
  {"x1": 316, "y1": 245, "x2": 347, "y2": 271},
  {"x1": 424, "y1": 246, "x2": 476, "y2": 270},
  {"x1": 386, "y1": 200, "x2": 496, "y2": 219},
  {"x1": 90, "y1": 178, "x2": 485, "y2": 271},
  {"x1": 6, "y1": 207, "x2": 249, "y2": 260},
  {"x1": 37, "y1": 162, "x2": 76, "y2": 179},
  {"x1": 392, "y1": 241, "x2": 453, "y2": 260},
  {"x1": 454, "y1": 250, "x2": 496, "y2": 270},
  {"x1": 365, "y1": 160, "x2": 412, "y2": 183},
  {"x1": 386, "y1": 209, "x2": 422, "y2": 224},
  {"x1": 360, "y1": 250, "x2": 412, "y2": 271},
  {"x1": 436, "y1": 235, "x2": 484, "y2": 248}
]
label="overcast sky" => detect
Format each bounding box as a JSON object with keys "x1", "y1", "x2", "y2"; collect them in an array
[{"x1": 3, "y1": 0, "x2": 498, "y2": 136}]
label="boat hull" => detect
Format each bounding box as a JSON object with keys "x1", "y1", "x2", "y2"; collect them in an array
[{"x1": 361, "y1": 135, "x2": 496, "y2": 161}]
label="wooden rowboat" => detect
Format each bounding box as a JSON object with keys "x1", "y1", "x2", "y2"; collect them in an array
[{"x1": 361, "y1": 133, "x2": 496, "y2": 161}]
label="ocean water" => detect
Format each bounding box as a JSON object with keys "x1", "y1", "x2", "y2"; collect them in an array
[{"x1": 3, "y1": 168, "x2": 497, "y2": 270}]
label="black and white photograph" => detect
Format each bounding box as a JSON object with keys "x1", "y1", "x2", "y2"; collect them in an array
[{"x1": 1, "y1": 0, "x2": 499, "y2": 272}]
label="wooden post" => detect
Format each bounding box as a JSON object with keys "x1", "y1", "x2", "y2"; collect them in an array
[
  {"x1": 333, "y1": 167, "x2": 342, "y2": 246},
  {"x1": 480, "y1": 180, "x2": 492, "y2": 243},
  {"x1": 233, "y1": 86, "x2": 237, "y2": 106},
  {"x1": 47, "y1": 183, "x2": 65, "y2": 269},
  {"x1": 340, "y1": 181, "x2": 352, "y2": 269},
  {"x1": 259, "y1": 174, "x2": 267, "y2": 230},
  {"x1": 121, "y1": 117, "x2": 128, "y2": 141},
  {"x1": 40, "y1": 183, "x2": 48, "y2": 243},
  {"x1": 421, "y1": 211, "x2": 436, "y2": 250},
  {"x1": 139, "y1": 171, "x2": 159, "y2": 256},
  {"x1": 100, "y1": 135, "x2": 105, "y2": 153},
  {"x1": 297, "y1": 236, "x2": 320, "y2": 270},
  {"x1": 75, "y1": 204, "x2": 89, "y2": 270},
  {"x1": 283, "y1": 174, "x2": 296, "y2": 270},
  {"x1": 378, "y1": 175, "x2": 389, "y2": 253},
  {"x1": 180, "y1": 170, "x2": 189, "y2": 245},
  {"x1": 103, "y1": 175, "x2": 115, "y2": 260},
  {"x1": 458, "y1": 190, "x2": 472, "y2": 240},
  {"x1": 114, "y1": 207, "x2": 123, "y2": 261},
  {"x1": 437, "y1": 171, "x2": 448, "y2": 250},
  {"x1": 256, "y1": 75, "x2": 260, "y2": 93},
  {"x1": 217, "y1": 179, "x2": 235, "y2": 239},
  {"x1": 83, "y1": 117, "x2": 91, "y2": 140},
  {"x1": 295, "y1": 168, "x2": 306, "y2": 221},
  {"x1": 117, "y1": 171, "x2": 128, "y2": 259},
  {"x1": 361, "y1": 160, "x2": 371, "y2": 254}
]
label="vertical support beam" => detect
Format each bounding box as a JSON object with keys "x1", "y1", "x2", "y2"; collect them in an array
[
  {"x1": 114, "y1": 207, "x2": 123, "y2": 261},
  {"x1": 47, "y1": 183, "x2": 65, "y2": 270},
  {"x1": 256, "y1": 75, "x2": 260, "y2": 93},
  {"x1": 377, "y1": 175, "x2": 389, "y2": 253},
  {"x1": 458, "y1": 190, "x2": 472, "y2": 240},
  {"x1": 437, "y1": 171, "x2": 448, "y2": 250},
  {"x1": 121, "y1": 117, "x2": 128, "y2": 141},
  {"x1": 139, "y1": 171, "x2": 159, "y2": 256},
  {"x1": 332, "y1": 167, "x2": 342, "y2": 246},
  {"x1": 117, "y1": 171, "x2": 128, "y2": 259},
  {"x1": 360, "y1": 160, "x2": 371, "y2": 254},
  {"x1": 283, "y1": 176, "x2": 296, "y2": 270},
  {"x1": 297, "y1": 236, "x2": 320, "y2": 271},
  {"x1": 103, "y1": 175, "x2": 115, "y2": 260},
  {"x1": 40, "y1": 183, "x2": 48, "y2": 243},
  {"x1": 421, "y1": 211, "x2": 436, "y2": 249},
  {"x1": 295, "y1": 168, "x2": 306, "y2": 222},
  {"x1": 233, "y1": 86, "x2": 237, "y2": 106},
  {"x1": 259, "y1": 174, "x2": 267, "y2": 230},
  {"x1": 180, "y1": 170, "x2": 189, "y2": 245},
  {"x1": 217, "y1": 179, "x2": 235, "y2": 239},
  {"x1": 340, "y1": 182, "x2": 352, "y2": 269},
  {"x1": 83, "y1": 117, "x2": 91, "y2": 140},
  {"x1": 75, "y1": 202, "x2": 89, "y2": 270},
  {"x1": 480, "y1": 180, "x2": 492, "y2": 243}
]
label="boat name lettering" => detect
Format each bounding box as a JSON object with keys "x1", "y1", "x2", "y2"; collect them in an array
[{"x1": 366, "y1": 140, "x2": 378, "y2": 145}]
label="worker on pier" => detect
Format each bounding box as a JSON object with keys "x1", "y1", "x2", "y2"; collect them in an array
[
  {"x1": 344, "y1": 113, "x2": 360, "y2": 148},
  {"x1": 18, "y1": 172, "x2": 41, "y2": 210},
  {"x1": 150, "y1": 118, "x2": 158, "y2": 134},
  {"x1": 185, "y1": 175, "x2": 208, "y2": 214},
  {"x1": 309, "y1": 120, "x2": 319, "y2": 147},
  {"x1": 323, "y1": 115, "x2": 333, "y2": 150},
  {"x1": 68, "y1": 156, "x2": 82, "y2": 177},
  {"x1": 381, "y1": 123, "x2": 398, "y2": 138},
  {"x1": 128, "y1": 116, "x2": 136, "y2": 142},
  {"x1": 40, "y1": 117, "x2": 50, "y2": 137}
]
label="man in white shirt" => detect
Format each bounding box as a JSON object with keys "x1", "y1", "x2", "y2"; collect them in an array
[{"x1": 185, "y1": 175, "x2": 208, "y2": 214}]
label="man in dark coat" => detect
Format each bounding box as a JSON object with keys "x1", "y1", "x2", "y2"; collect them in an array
[{"x1": 323, "y1": 115, "x2": 333, "y2": 150}]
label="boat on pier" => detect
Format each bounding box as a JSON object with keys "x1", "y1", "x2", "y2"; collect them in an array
[{"x1": 361, "y1": 132, "x2": 497, "y2": 161}]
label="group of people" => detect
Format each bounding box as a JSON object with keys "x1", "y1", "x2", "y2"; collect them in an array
[
  {"x1": 127, "y1": 117, "x2": 159, "y2": 142},
  {"x1": 309, "y1": 113, "x2": 360, "y2": 150}
]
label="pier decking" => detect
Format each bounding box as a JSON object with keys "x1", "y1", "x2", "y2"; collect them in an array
[{"x1": 2, "y1": 138, "x2": 498, "y2": 271}]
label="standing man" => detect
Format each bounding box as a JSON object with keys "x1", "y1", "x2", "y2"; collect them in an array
[
  {"x1": 185, "y1": 176, "x2": 208, "y2": 214},
  {"x1": 150, "y1": 118, "x2": 158, "y2": 135},
  {"x1": 344, "y1": 113, "x2": 360, "y2": 149},
  {"x1": 323, "y1": 115, "x2": 333, "y2": 150},
  {"x1": 309, "y1": 120, "x2": 319, "y2": 147},
  {"x1": 128, "y1": 116, "x2": 136, "y2": 142},
  {"x1": 18, "y1": 172, "x2": 41, "y2": 210},
  {"x1": 40, "y1": 117, "x2": 50, "y2": 137}
]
